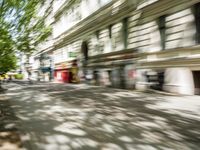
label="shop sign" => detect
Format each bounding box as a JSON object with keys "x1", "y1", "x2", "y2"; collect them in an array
[
  {"x1": 55, "y1": 62, "x2": 71, "y2": 70},
  {"x1": 61, "y1": 63, "x2": 67, "y2": 68},
  {"x1": 40, "y1": 67, "x2": 51, "y2": 73},
  {"x1": 69, "y1": 52, "x2": 77, "y2": 58}
]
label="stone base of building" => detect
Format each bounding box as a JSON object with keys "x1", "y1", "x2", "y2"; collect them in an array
[
  {"x1": 164, "y1": 68, "x2": 194, "y2": 95},
  {"x1": 135, "y1": 67, "x2": 198, "y2": 95}
]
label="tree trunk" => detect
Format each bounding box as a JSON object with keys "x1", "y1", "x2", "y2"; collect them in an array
[
  {"x1": 0, "y1": 81, "x2": 6, "y2": 93},
  {"x1": 0, "y1": 81, "x2": 2, "y2": 91}
]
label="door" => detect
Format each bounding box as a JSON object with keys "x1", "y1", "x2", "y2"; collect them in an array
[
  {"x1": 62, "y1": 71, "x2": 69, "y2": 83},
  {"x1": 119, "y1": 66, "x2": 126, "y2": 89},
  {"x1": 193, "y1": 71, "x2": 200, "y2": 95}
]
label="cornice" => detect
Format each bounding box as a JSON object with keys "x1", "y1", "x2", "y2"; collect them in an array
[
  {"x1": 87, "y1": 45, "x2": 200, "y2": 64},
  {"x1": 137, "y1": 57, "x2": 200, "y2": 69},
  {"x1": 54, "y1": 0, "x2": 139, "y2": 49},
  {"x1": 54, "y1": 0, "x2": 75, "y2": 19}
]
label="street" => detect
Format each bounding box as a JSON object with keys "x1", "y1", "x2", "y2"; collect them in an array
[{"x1": 0, "y1": 82, "x2": 200, "y2": 150}]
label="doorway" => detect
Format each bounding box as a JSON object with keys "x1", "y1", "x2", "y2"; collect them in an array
[{"x1": 192, "y1": 71, "x2": 200, "y2": 95}]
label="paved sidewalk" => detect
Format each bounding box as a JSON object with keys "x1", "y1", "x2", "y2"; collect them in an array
[
  {"x1": 1, "y1": 82, "x2": 200, "y2": 150},
  {"x1": 0, "y1": 90, "x2": 23, "y2": 150}
]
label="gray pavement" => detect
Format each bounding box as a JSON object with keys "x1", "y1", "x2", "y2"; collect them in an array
[{"x1": 1, "y1": 82, "x2": 200, "y2": 150}]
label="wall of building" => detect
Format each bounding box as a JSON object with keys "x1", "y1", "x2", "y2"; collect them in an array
[
  {"x1": 82, "y1": 0, "x2": 200, "y2": 94},
  {"x1": 52, "y1": 0, "x2": 112, "y2": 38},
  {"x1": 133, "y1": 0, "x2": 200, "y2": 94},
  {"x1": 32, "y1": 0, "x2": 200, "y2": 95}
]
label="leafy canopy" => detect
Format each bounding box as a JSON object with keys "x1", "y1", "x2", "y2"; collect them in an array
[{"x1": 0, "y1": 0, "x2": 53, "y2": 73}]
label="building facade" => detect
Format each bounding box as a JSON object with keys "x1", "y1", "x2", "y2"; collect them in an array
[{"x1": 32, "y1": 0, "x2": 200, "y2": 95}]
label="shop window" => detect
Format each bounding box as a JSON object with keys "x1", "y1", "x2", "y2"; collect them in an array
[{"x1": 94, "y1": 30, "x2": 103, "y2": 54}]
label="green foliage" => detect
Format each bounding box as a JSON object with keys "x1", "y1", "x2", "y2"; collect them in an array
[
  {"x1": 14, "y1": 74, "x2": 24, "y2": 80},
  {"x1": 15, "y1": 0, "x2": 54, "y2": 53},
  {"x1": 0, "y1": 53, "x2": 16, "y2": 73},
  {"x1": 0, "y1": 20, "x2": 16, "y2": 73},
  {"x1": 0, "y1": 0, "x2": 53, "y2": 73}
]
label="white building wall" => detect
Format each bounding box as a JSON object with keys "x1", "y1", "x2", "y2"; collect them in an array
[
  {"x1": 165, "y1": 8, "x2": 196, "y2": 49},
  {"x1": 164, "y1": 68, "x2": 195, "y2": 95},
  {"x1": 53, "y1": 40, "x2": 81, "y2": 64},
  {"x1": 53, "y1": 0, "x2": 66, "y2": 14},
  {"x1": 128, "y1": 19, "x2": 162, "y2": 52},
  {"x1": 52, "y1": 0, "x2": 112, "y2": 38},
  {"x1": 127, "y1": 7, "x2": 196, "y2": 53}
]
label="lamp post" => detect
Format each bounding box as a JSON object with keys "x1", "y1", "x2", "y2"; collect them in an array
[
  {"x1": 49, "y1": 57, "x2": 54, "y2": 81},
  {"x1": 24, "y1": 62, "x2": 31, "y2": 80}
]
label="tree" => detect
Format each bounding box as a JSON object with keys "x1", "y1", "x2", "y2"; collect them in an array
[
  {"x1": 0, "y1": 1, "x2": 19, "y2": 74},
  {"x1": 16, "y1": 0, "x2": 53, "y2": 53},
  {"x1": 0, "y1": 0, "x2": 53, "y2": 88},
  {"x1": 0, "y1": 19, "x2": 16, "y2": 89},
  {"x1": 0, "y1": 0, "x2": 53, "y2": 70}
]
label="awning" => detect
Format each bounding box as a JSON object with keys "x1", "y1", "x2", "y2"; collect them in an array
[{"x1": 40, "y1": 67, "x2": 51, "y2": 73}]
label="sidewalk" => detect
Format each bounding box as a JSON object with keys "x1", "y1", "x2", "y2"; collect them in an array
[
  {"x1": 1, "y1": 82, "x2": 200, "y2": 150},
  {"x1": 0, "y1": 92, "x2": 23, "y2": 150}
]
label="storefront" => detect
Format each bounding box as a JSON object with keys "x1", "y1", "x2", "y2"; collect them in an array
[
  {"x1": 40, "y1": 67, "x2": 52, "y2": 81},
  {"x1": 54, "y1": 69, "x2": 69, "y2": 83},
  {"x1": 86, "y1": 63, "x2": 136, "y2": 89},
  {"x1": 54, "y1": 60, "x2": 79, "y2": 83}
]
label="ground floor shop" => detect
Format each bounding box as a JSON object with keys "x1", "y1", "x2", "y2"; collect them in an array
[
  {"x1": 54, "y1": 61, "x2": 79, "y2": 83},
  {"x1": 31, "y1": 67, "x2": 53, "y2": 82},
  {"x1": 84, "y1": 56, "x2": 200, "y2": 95},
  {"x1": 83, "y1": 48, "x2": 137, "y2": 89},
  {"x1": 85, "y1": 63, "x2": 136, "y2": 89},
  {"x1": 54, "y1": 69, "x2": 70, "y2": 83},
  {"x1": 84, "y1": 56, "x2": 199, "y2": 95}
]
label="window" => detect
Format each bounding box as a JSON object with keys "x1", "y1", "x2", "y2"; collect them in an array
[
  {"x1": 108, "y1": 25, "x2": 112, "y2": 38},
  {"x1": 95, "y1": 30, "x2": 100, "y2": 40},
  {"x1": 194, "y1": 3, "x2": 200, "y2": 44},
  {"x1": 122, "y1": 18, "x2": 128, "y2": 49},
  {"x1": 158, "y1": 15, "x2": 166, "y2": 50},
  {"x1": 81, "y1": 41, "x2": 88, "y2": 60}
]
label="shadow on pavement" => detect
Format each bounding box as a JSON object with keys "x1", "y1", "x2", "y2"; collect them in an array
[
  {"x1": 0, "y1": 92, "x2": 23, "y2": 150},
  {"x1": 2, "y1": 82, "x2": 200, "y2": 150}
]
